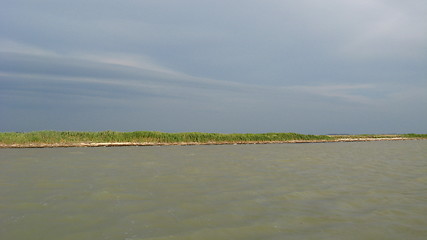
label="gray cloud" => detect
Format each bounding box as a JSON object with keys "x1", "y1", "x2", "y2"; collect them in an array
[{"x1": 1, "y1": 0, "x2": 426, "y2": 133}]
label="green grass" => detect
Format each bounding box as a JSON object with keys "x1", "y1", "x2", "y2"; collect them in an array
[
  {"x1": 0, "y1": 131, "x2": 333, "y2": 145},
  {"x1": 401, "y1": 133, "x2": 427, "y2": 138},
  {"x1": 1, "y1": 131, "x2": 425, "y2": 145}
]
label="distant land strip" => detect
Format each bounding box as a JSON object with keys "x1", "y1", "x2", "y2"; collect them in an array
[{"x1": 0, "y1": 131, "x2": 426, "y2": 148}]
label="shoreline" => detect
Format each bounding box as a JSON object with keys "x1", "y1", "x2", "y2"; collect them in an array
[{"x1": 0, "y1": 137, "x2": 420, "y2": 148}]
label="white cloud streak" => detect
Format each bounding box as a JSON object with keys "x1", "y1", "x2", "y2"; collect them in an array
[{"x1": 288, "y1": 84, "x2": 378, "y2": 104}]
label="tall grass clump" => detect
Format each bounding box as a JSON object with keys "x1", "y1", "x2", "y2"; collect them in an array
[{"x1": 0, "y1": 131, "x2": 333, "y2": 144}]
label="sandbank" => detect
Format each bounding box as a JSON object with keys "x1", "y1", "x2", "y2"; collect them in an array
[{"x1": 0, "y1": 137, "x2": 418, "y2": 148}]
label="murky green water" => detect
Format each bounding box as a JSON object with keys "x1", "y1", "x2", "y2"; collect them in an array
[{"x1": 1, "y1": 141, "x2": 426, "y2": 239}]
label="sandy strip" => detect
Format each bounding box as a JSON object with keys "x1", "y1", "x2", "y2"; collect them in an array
[{"x1": 0, "y1": 137, "x2": 419, "y2": 148}]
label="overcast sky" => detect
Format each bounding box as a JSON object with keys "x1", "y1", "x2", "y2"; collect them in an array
[{"x1": 1, "y1": 0, "x2": 426, "y2": 134}]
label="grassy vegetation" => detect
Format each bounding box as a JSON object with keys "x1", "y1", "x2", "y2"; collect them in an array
[
  {"x1": 1, "y1": 131, "x2": 426, "y2": 146},
  {"x1": 401, "y1": 133, "x2": 427, "y2": 138},
  {"x1": 0, "y1": 131, "x2": 333, "y2": 145}
]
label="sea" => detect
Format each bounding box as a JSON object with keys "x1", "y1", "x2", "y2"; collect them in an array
[{"x1": 1, "y1": 140, "x2": 426, "y2": 239}]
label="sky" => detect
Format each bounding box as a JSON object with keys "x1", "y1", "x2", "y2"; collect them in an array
[{"x1": 1, "y1": 0, "x2": 426, "y2": 134}]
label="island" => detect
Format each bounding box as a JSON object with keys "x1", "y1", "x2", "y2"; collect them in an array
[{"x1": 0, "y1": 131, "x2": 426, "y2": 148}]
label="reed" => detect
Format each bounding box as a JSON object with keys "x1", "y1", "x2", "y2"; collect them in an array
[
  {"x1": 402, "y1": 133, "x2": 427, "y2": 138},
  {"x1": 1, "y1": 131, "x2": 425, "y2": 146},
  {"x1": 0, "y1": 131, "x2": 332, "y2": 144}
]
